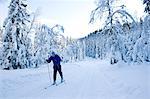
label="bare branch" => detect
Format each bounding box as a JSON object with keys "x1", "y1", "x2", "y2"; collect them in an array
[{"x1": 89, "y1": 6, "x2": 101, "y2": 24}]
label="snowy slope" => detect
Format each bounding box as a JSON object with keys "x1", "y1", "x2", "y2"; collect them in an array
[{"x1": 0, "y1": 59, "x2": 149, "y2": 99}]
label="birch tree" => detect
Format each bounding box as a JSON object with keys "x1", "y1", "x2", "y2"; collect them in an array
[{"x1": 90, "y1": 0, "x2": 135, "y2": 64}]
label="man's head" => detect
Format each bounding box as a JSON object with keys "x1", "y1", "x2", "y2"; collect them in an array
[{"x1": 52, "y1": 51, "x2": 55, "y2": 57}]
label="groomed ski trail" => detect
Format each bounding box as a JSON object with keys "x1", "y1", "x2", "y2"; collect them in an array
[{"x1": 0, "y1": 59, "x2": 149, "y2": 99}]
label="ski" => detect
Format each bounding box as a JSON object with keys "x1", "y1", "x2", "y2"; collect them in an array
[
  {"x1": 44, "y1": 84, "x2": 56, "y2": 89},
  {"x1": 44, "y1": 80, "x2": 66, "y2": 89}
]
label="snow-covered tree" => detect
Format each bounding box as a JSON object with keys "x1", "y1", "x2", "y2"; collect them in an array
[
  {"x1": 64, "y1": 39, "x2": 79, "y2": 61},
  {"x1": 1, "y1": 0, "x2": 32, "y2": 69},
  {"x1": 0, "y1": 27, "x2": 3, "y2": 67},
  {"x1": 90, "y1": 0, "x2": 136, "y2": 64},
  {"x1": 34, "y1": 24, "x2": 65, "y2": 67},
  {"x1": 79, "y1": 29, "x2": 108, "y2": 60},
  {"x1": 0, "y1": 27, "x2": 2, "y2": 46},
  {"x1": 143, "y1": 0, "x2": 150, "y2": 14},
  {"x1": 34, "y1": 24, "x2": 52, "y2": 67},
  {"x1": 78, "y1": 38, "x2": 86, "y2": 60},
  {"x1": 131, "y1": 0, "x2": 150, "y2": 63}
]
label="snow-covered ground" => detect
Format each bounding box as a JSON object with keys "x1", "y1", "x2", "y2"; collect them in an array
[{"x1": 0, "y1": 59, "x2": 149, "y2": 99}]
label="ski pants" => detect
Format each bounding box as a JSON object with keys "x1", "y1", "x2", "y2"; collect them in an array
[{"x1": 53, "y1": 65, "x2": 63, "y2": 82}]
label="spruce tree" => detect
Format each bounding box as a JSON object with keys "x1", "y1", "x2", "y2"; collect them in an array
[{"x1": 1, "y1": 0, "x2": 31, "y2": 69}]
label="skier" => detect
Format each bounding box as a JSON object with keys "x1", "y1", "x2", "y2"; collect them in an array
[{"x1": 46, "y1": 51, "x2": 64, "y2": 85}]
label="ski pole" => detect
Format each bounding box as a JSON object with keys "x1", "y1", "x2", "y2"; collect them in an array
[{"x1": 47, "y1": 63, "x2": 51, "y2": 83}]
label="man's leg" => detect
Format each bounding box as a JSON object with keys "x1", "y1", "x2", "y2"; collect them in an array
[
  {"x1": 58, "y1": 65, "x2": 63, "y2": 81},
  {"x1": 53, "y1": 69, "x2": 57, "y2": 84}
]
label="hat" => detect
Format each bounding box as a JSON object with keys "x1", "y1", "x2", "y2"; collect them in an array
[{"x1": 52, "y1": 51, "x2": 55, "y2": 55}]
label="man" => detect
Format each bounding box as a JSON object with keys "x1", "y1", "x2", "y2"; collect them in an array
[{"x1": 46, "y1": 52, "x2": 64, "y2": 85}]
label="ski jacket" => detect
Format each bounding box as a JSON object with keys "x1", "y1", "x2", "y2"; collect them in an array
[{"x1": 47, "y1": 55, "x2": 62, "y2": 66}]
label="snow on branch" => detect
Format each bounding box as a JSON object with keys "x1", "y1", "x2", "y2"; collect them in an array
[{"x1": 111, "y1": 10, "x2": 136, "y2": 24}]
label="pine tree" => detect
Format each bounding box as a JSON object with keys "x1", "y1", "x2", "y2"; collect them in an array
[{"x1": 1, "y1": 0, "x2": 31, "y2": 69}]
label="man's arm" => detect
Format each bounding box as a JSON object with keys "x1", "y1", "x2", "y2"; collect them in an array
[
  {"x1": 56, "y1": 55, "x2": 62, "y2": 62},
  {"x1": 46, "y1": 57, "x2": 52, "y2": 63}
]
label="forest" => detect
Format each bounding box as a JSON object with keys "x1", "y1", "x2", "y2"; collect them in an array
[{"x1": 0, "y1": 0, "x2": 150, "y2": 69}]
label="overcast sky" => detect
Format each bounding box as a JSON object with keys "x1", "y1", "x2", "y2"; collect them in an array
[{"x1": 0, "y1": 0, "x2": 144, "y2": 38}]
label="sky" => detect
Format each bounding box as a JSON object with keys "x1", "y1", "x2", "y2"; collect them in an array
[{"x1": 0, "y1": 0, "x2": 145, "y2": 38}]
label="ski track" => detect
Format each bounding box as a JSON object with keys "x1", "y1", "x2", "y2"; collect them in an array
[{"x1": 0, "y1": 59, "x2": 149, "y2": 99}]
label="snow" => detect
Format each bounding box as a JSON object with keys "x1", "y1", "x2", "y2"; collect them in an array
[{"x1": 0, "y1": 59, "x2": 149, "y2": 99}]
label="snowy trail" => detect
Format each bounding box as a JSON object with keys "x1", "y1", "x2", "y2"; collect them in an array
[{"x1": 0, "y1": 59, "x2": 149, "y2": 99}]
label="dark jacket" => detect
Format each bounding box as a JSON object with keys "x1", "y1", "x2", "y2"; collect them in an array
[{"x1": 47, "y1": 54, "x2": 62, "y2": 66}]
